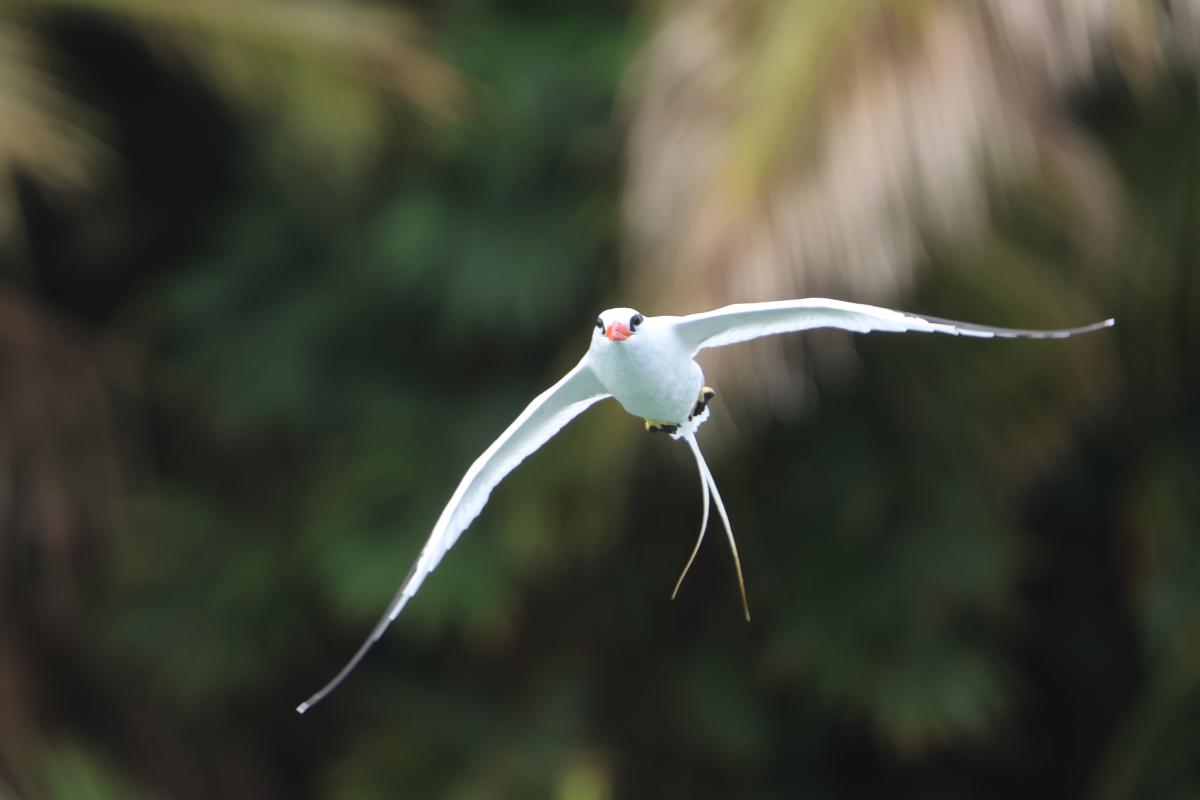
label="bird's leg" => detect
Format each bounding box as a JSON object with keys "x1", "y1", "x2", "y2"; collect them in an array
[
  {"x1": 644, "y1": 419, "x2": 679, "y2": 435},
  {"x1": 690, "y1": 386, "x2": 716, "y2": 420}
]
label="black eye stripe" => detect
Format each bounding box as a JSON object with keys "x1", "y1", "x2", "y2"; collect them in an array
[
  {"x1": 595, "y1": 317, "x2": 604, "y2": 330},
  {"x1": 629, "y1": 313, "x2": 645, "y2": 331}
]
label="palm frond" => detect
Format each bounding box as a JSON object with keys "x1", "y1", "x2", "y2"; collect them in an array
[
  {"x1": 0, "y1": 22, "x2": 105, "y2": 241},
  {"x1": 39, "y1": 0, "x2": 466, "y2": 171},
  {"x1": 0, "y1": 0, "x2": 466, "y2": 246},
  {"x1": 624, "y1": 0, "x2": 1192, "y2": 417}
]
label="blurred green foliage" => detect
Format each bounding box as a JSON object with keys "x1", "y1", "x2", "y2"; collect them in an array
[{"x1": 1, "y1": 1, "x2": 1199, "y2": 799}]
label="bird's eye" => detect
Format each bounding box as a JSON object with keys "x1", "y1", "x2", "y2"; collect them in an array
[
  {"x1": 595, "y1": 317, "x2": 604, "y2": 331},
  {"x1": 629, "y1": 313, "x2": 644, "y2": 332}
]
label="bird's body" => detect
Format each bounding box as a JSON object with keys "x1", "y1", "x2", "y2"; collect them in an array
[
  {"x1": 296, "y1": 298, "x2": 1115, "y2": 714},
  {"x1": 588, "y1": 309, "x2": 701, "y2": 423}
]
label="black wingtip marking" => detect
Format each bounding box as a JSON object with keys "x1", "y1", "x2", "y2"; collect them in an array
[
  {"x1": 295, "y1": 556, "x2": 425, "y2": 714},
  {"x1": 916, "y1": 313, "x2": 1117, "y2": 339}
]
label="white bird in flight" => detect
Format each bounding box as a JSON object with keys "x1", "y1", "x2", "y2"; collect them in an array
[{"x1": 297, "y1": 298, "x2": 1113, "y2": 713}]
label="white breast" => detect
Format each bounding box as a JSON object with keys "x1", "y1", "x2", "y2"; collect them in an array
[{"x1": 587, "y1": 318, "x2": 703, "y2": 423}]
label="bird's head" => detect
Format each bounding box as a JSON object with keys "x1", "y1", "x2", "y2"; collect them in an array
[{"x1": 594, "y1": 308, "x2": 645, "y2": 343}]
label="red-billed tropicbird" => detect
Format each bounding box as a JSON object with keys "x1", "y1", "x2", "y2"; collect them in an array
[{"x1": 297, "y1": 298, "x2": 1113, "y2": 712}]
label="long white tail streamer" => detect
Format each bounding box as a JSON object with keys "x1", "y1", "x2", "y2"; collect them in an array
[
  {"x1": 672, "y1": 436, "x2": 711, "y2": 600},
  {"x1": 681, "y1": 431, "x2": 751, "y2": 621}
]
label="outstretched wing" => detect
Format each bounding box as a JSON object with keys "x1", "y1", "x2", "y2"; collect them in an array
[
  {"x1": 298, "y1": 359, "x2": 608, "y2": 713},
  {"x1": 672, "y1": 298, "x2": 1114, "y2": 354}
]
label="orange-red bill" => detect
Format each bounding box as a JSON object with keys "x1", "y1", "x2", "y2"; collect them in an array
[{"x1": 605, "y1": 322, "x2": 631, "y2": 341}]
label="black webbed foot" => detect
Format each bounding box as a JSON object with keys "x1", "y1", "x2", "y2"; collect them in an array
[{"x1": 690, "y1": 386, "x2": 716, "y2": 420}]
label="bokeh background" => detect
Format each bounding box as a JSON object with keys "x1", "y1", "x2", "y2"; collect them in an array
[{"x1": 1, "y1": 0, "x2": 1197, "y2": 797}]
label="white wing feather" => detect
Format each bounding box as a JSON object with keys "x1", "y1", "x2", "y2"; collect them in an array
[
  {"x1": 673, "y1": 298, "x2": 1114, "y2": 354},
  {"x1": 298, "y1": 358, "x2": 608, "y2": 712}
]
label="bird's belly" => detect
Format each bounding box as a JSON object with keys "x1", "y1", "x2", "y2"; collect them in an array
[
  {"x1": 615, "y1": 380, "x2": 700, "y2": 422},
  {"x1": 592, "y1": 349, "x2": 703, "y2": 423}
]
